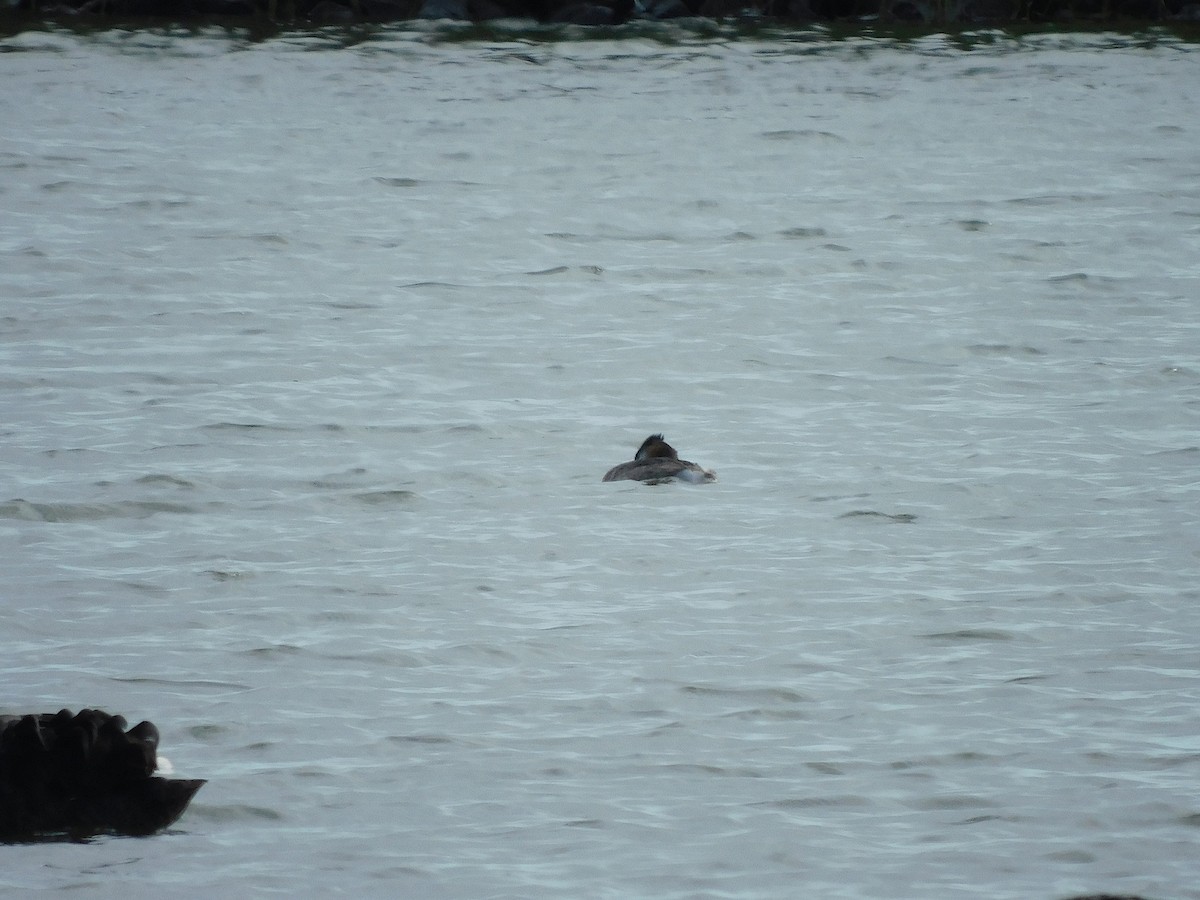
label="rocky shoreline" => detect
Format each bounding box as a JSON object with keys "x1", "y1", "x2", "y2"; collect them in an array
[{"x1": 5, "y1": 0, "x2": 1200, "y2": 30}]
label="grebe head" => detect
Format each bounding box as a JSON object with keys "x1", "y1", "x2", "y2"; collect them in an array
[{"x1": 634, "y1": 434, "x2": 679, "y2": 462}]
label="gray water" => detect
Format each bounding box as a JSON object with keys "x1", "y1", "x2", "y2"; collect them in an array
[{"x1": 2, "y1": 24, "x2": 1199, "y2": 899}]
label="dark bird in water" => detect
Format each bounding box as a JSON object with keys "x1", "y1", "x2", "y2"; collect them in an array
[
  {"x1": 0, "y1": 708, "x2": 204, "y2": 841},
  {"x1": 602, "y1": 434, "x2": 716, "y2": 484}
]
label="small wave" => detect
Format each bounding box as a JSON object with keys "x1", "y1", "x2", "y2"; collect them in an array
[
  {"x1": 913, "y1": 794, "x2": 1001, "y2": 811},
  {"x1": 838, "y1": 510, "x2": 917, "y2": 524},
  {"x1": 202, "y1": 421, "x2": 294, "y2": 432},
  {"x1": 1006, "y1": 193, "x2": 1105, "y2": 206},
  {"x1": 112, "y1": 676, "x2": 253, "y2": 691},
  {"x1": 968, "y1": 343, "x2": 1045, "y2": 357},
  {"x1": 351, "y1": 490, "x2": 417, "y2": 506},
  {"x1": 655, "y1": 763, "x2": 762, "y2": 777},
  {"x1": 1147, "y1": 445, "x2": 1199, "y2": 458},
  {"x1": 190, "y1": 804, "x2": 283, "y2": 823},
  {"x1": 0, "y1": 498, "x2": 196, "y2": 522},
  {"x1": 205, "y1": 569, "x2": 254, "y2": 582},
  {"x1": 779, "y1": 226, "x2": 828, "y2": 239},
  {"x1": 1046, "y1": 272, "x2": 1121, "y2": 291},
  {"x1": 564, "y1": 818, "x2": 605, "y2": 829},
  {"x1": 242, "y1": 644, "x2": 304, "y2": 657},
  {"x1": 187, "y1": 724, "x2": 230, "y2": 741},
  {"x1": 310, "y1": 468, "x2": 370, "y2": 489},
  {"x1": 923, "y1": 629, "x2": 1015, "y2": 642},
  {"x1": 752, "y1": 795, "x2": 868, "y2": 809},
  {"x1": 761, "y1": 129, "x2": 846, "y2": 143},
  {"x1": 721, "y1": 706, "x2": 808, "y2": 722},
  {"x1": 525, "y1": 265, "x2": 605, "y2": 277},
  {"x1": 680, "y1": 684, "x2": 809, "y2": 704},
  {"x1": 325, "y1": 300, "x2": 379, "y2": 310},
  {"x1": 136, "y1": 473, "x2": 197, "y2": 488},
  {"x1": 201, "y1": 420, "x2": 344, "y2": 434},
  {"x1": 386, "y1": 734, "x2": 454, "y2": 745}
]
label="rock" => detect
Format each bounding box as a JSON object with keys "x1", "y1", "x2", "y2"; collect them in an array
[
  {"x1": 638, "y1": 0, "x2": 693, "y2": 17},
  {"x1": 547, "y1": 0, "x2": 633, "y2": 21},
  {"x1": 192, "y1": 0, "x2": 255, "y2": 12},
  {"x1": 0, "y1": 709, "x2": 204, "y2": 841},
  {"x1": 417, "y1": 0, "x2": 469, "y2": 17},
  {"x1": 357, "y1": 0, "x2": 420, "y2": 19},
  {"x1": 468, "y1": 0, "x2": 518, "y2": 17},
  {"x1": 307, "y1": 0, "x2": 355, "y2": 19}
]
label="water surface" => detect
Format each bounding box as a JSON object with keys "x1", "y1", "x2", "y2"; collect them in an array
[{"x1": 2, "y1": 26, "x2": 1199, "y2": 899}]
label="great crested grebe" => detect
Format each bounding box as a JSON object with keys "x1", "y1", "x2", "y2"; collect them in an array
[{"x1": 602, "y1": 434, "x2": 716, "y2": 484}]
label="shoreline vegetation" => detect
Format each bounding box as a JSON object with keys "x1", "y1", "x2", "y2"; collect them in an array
[{"x1": 4, "y1": 0, "x2": 1200, "y2": 35}]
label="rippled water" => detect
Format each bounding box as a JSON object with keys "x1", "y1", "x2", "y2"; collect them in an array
[{"x1": 2, "y1": 24, "x2": 1199, "y2": 898}]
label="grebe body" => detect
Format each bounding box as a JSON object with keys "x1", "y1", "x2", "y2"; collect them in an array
[{"x1": 602, "y1": 434, "x2": 716, "y2": 484}]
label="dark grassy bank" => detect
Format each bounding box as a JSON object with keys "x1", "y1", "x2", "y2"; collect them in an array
[{"x1": 4, "y1": 0, "x2": 1200, "y2": 33}]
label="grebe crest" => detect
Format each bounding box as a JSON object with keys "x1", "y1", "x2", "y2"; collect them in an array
[
  {"x1": 633, "y1": 434, "x2": 678, "y2": 462},
  {"x1": 603, "y1": 434, "x2": 716, "y2": 484}
]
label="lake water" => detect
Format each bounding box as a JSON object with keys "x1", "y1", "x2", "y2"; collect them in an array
[{"x1": 2, "y1": 22, "x2": 1199, "y2": 899}]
